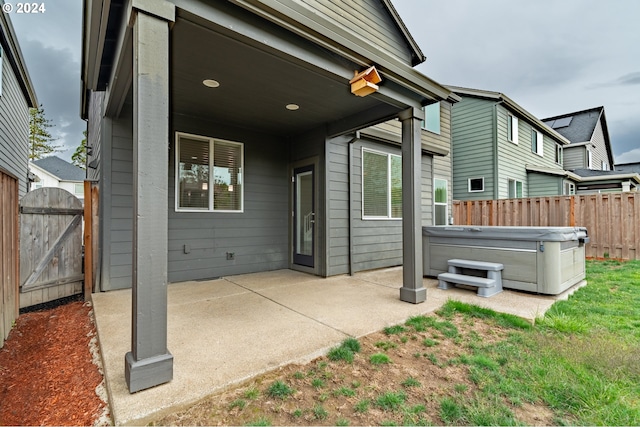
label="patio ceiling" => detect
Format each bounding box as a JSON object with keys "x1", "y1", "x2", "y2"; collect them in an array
[{"x1": 171, "y1": 14, "x2": 397, "y2": 138}]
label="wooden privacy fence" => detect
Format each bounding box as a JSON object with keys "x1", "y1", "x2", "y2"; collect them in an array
[
  {"x1": 453, "y1": 193, "x2": 640, "y2": 260},
  {"x1": 1, "y1": 170, "x2": 19, "y2": 348},
  {"x1": 19, "y1": 188, "x2": 84, "y2": 308}
]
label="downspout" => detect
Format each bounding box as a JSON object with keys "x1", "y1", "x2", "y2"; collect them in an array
[
  {"x1": 348, "y1": 131, "x2": 360, "y2": 275},
  {"x1": 493, "y1": 102, "x2": 503, "y2": 198}
]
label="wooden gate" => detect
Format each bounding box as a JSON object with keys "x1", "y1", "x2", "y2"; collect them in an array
[
  {"x1": 19, "y1": 188, "x2": 84, "y2": 308},
  {"x1": 1, "y1": 170, "x2": 19, "y2": 348}
]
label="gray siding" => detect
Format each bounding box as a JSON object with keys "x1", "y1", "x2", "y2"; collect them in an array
[
  {"x1": 496, "y1": 105, "x2": 565, "y2": 199},
  {"x1": 451, "y1": 97, "x2": 495, "y2": 200},
  {"x1": 527, "y1": 173, "x2": 562, "y2": 197},
  {"x1": 86, "y1": 91, "x2": 104, "y2": 181},
  {"x1": 590, "y1": 119, "x2": 610, "y2": 169},
  {"x1": 327, "y1": 136, "x2": 433, "y2": 275},
  {"x1": 563, "y1": 145, "x2": 586, "y2": 170},
  {"x1": 100, "y1": 101, "x2": 134, "y2": 291},
  {"x1": 297, "y1": 0, "x2": 414, "y2": 65},
  {"x1": 0, "y1": 44, "x2": 29, "y2": 196},
  {"x1": 168, "y1": 116, "x2": 290, "y2": 282}
]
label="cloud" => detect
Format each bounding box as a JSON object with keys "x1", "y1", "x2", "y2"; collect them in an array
[
  {"x1": 17, "y1": 39, "x2": 85, "y2": 160},
  {"x1": 615, "y1": 148, "x2": 640, "y2": 164},
  {"x1": 587, "y1": 72, "x2": 640, "y2": 89}
]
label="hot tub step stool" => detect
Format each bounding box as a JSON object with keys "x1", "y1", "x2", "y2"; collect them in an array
[{"x1": 438, "y1": 259, "x2": 504, "y2": 298}]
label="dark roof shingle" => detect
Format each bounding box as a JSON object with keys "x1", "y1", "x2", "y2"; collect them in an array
[
  {"x1": 542, "y1": 106, "x2": 603, "y2": 144},
  {"x1": 32, "y1": 156, "x2": 85, "y2": 181}
]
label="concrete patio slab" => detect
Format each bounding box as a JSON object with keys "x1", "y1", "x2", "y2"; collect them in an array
[{"x1": 92, "y1": 267, "x2": 580, "y2": 425}]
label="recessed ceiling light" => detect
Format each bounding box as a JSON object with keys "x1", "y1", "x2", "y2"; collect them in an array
[
  {"x1": 202, "y1": 79, "x2": 220, "y2": 88},
  {"x1": 286, "y1": 104, "x2": 299, "y2": 111}
]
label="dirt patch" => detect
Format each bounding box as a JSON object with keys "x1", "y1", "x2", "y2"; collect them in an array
[
  {"x1": 155, "y1": 314, "x2": 555, "y2": 426},
  {"x1": 0, "y1": 301, "x2": 109, "y2": 426}
]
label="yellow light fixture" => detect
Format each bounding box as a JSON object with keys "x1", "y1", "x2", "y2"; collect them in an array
[
  {"x1": 202, "y1": 79, "x2": 220, "y2": 88},
  {"x1": 349, "y1": 66, "x2": 382, "y2": 97}
]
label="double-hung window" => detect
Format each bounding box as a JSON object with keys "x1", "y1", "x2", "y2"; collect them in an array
[
  {"x1": 421, "y1": 102, "x2": 440, "y2": 134},
  {"x1": 587, "y1": 149, "x2": 593, "y2": 169},
  {"x1": 507, "y1": 114, "x2": 518, "y2": 144},
  {"x1": 175, "y1": 132, "x2": 243, "y2": 212},
  {"x1": 434, "y1": 178, "x2": 447, "y2": 225},
  {"x1": 362, "y1": 148, "x2": 401, "y2": 219},
  {"x1": 555, "y1": 144, "x2": 563, "y2": 165},
  {"x1": 508, "y1": 179, "x2": 523, "y2": 199},
  {"x1": 531, "y1": 129, "x2": 543, "y2": 156}
]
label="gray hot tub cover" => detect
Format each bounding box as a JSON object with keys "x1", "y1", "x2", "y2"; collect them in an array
[{"x1": 422, "y1": 226, "x2": 588, "y2": 242}]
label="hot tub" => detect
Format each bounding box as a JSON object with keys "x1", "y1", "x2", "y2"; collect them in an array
[{"x1": 422, "y1": 226, "x2": 588, "y2": 295}]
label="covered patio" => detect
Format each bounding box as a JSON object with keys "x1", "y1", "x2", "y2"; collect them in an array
[{"x1": 91, "y1": 267, "x2": 578, "y2": 425}]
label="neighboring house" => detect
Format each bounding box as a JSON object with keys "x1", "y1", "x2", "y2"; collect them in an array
[
  {"x1": 570, "y1": 169, "x2": 640, "y2": 194},
  {"x1": 29, "y1": 156, "x2": 86, "y2": 200},
  {"x1": 81, "y1": 0, "x2": 458, "y2": 392},
  {"x1": 542, "y1": 107, "x2": 614, "y2": 172},
  {"x1": 0, "y1": 5, "x2": 37, "y2": 347},
  {"x1": 542, "y1": 107, "x2": 639, "y2": 194},
  {"x1": 447, "y1": 86, "x2": 573, "y2": 201},
  {"x1": 615, "y1": 162, "x2": 640, "y2": 174}
]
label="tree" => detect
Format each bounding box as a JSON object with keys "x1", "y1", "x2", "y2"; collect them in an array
[
  {"x1": 29, "y1": 104, "x2": 61, "y2": 160},
  {"x1": 72, "y1": 130, "x2": 88, "y2": 169}
]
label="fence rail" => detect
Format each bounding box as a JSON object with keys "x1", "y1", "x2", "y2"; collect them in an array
[{"x1": 453, "y1": 193, "x2": 640, "y2": 260}]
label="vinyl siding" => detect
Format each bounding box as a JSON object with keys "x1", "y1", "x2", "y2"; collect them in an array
[
  {"x1": 527, "y1": 173, "x2": 563, "y2": 197},
  {"x1": 168, "y1": 116, "x2": 290, "y2": 283},
  {"x1": 496, "y1": 105, "x2": 565, "y2": 198},
  {"x1": 450, "y1": 97, "x2": 495, "y2": 200},
  {"x1": 86, "y1": 91, "x2": 104, "y2": 181},
  {"x1": 327, "y1": 136, "x2": 434, "y2": 275},
  {"x1": 0, "y1": 44, "x2": 29, "y2": 196},
  {"x1": 296, "y1": 0, "x2": 414, "y2": 65},
  {"x1": 563, "y1": 145, "x2": 586, "y2": 170},
  {"x1": 590, "y1": 118, "x2": 610, "y2": 169},
  {"x1": 100, "y1": 101, "x2": 134, "y2": 290}
]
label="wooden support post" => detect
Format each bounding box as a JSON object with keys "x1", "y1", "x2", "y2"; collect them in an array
[
  {"x1": 125, "y1": 2, "x2": 175, "y2": 394},
  {"x1": 398, "y1": 107, "x2": 426, "y2": 304}
]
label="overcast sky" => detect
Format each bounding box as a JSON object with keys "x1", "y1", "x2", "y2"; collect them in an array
[
  {"x1": 8, "y1": 0, "x2": 640, "y2": 164},
  {"x1": 393, "y1": 0, "x2": 640, "y2": 163}
]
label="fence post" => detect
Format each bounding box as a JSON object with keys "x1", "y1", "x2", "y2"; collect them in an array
[{"x1": 83, "y1": 181, "x2": 93, "y2": 301}]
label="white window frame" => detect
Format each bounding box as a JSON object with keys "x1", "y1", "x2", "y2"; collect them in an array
[
  {"x1": 468, "y1": 177, "x2": 485, "y2": 193},
  {"x1": 175, "y1": 132, "x2": 244, "y2": 213},
  {"x1": 531, "y1": 129, "x2": 543, "y2": 156},
  {"x1": 507, "y1": 114, "x2": 518, "y2": 144},
  {"x1": 433, "y1": 178, "x2": 448, "y2": 225},
  {"x1": 508, "y1": 178, "x2": 523, "y2": 199},
  {"x1": 601, "y1": 160, "x2": 609, "y2": 171},
  {"x1": 421, "y1": 102, "x2": 441, "y2": 135},
  {"x1": 564, "y1": 181, "x2": 576, "y2": 195},
  {"x1": 555, "y1": 144, "x2": 563, "y2": 165},
  {"x1": 361, "y1": 147, "x2": 402, "y2": 220},
  {"x1": 587, "y1": 149, "x2": 593, "y2": 169}
]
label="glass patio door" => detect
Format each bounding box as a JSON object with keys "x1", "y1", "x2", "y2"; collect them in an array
[{"x1": 293, "y1": 165, "x2": 314, "y2": 267}]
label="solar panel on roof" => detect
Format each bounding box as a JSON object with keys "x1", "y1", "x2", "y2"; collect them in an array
[{"x1": 552, "y1": 117, "x2": 573, "y2": 128}]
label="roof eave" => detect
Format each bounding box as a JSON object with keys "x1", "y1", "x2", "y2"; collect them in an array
[{"x1": 448, "y1": 85, "x2": 571, "y2": 145}]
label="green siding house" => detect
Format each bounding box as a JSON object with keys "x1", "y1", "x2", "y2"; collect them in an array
[
  {"x1": 448, "y1": 86, "x2": 574, "y2": 201},
  {"x1": 81, "y1": 0, "x2": 458, "y2": 392}
]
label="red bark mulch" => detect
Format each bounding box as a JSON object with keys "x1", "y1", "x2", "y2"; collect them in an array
[{"x1": 0, "y1": 301, "x2": 109, "y2": 426}]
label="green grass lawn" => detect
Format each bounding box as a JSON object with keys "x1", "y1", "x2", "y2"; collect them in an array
[
  {"x1": 448, "y1": 259, "x2": 640, "y2": 426},
  {"x1": 154, "y1": 260, "x2": 640, "y2": 426}
]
